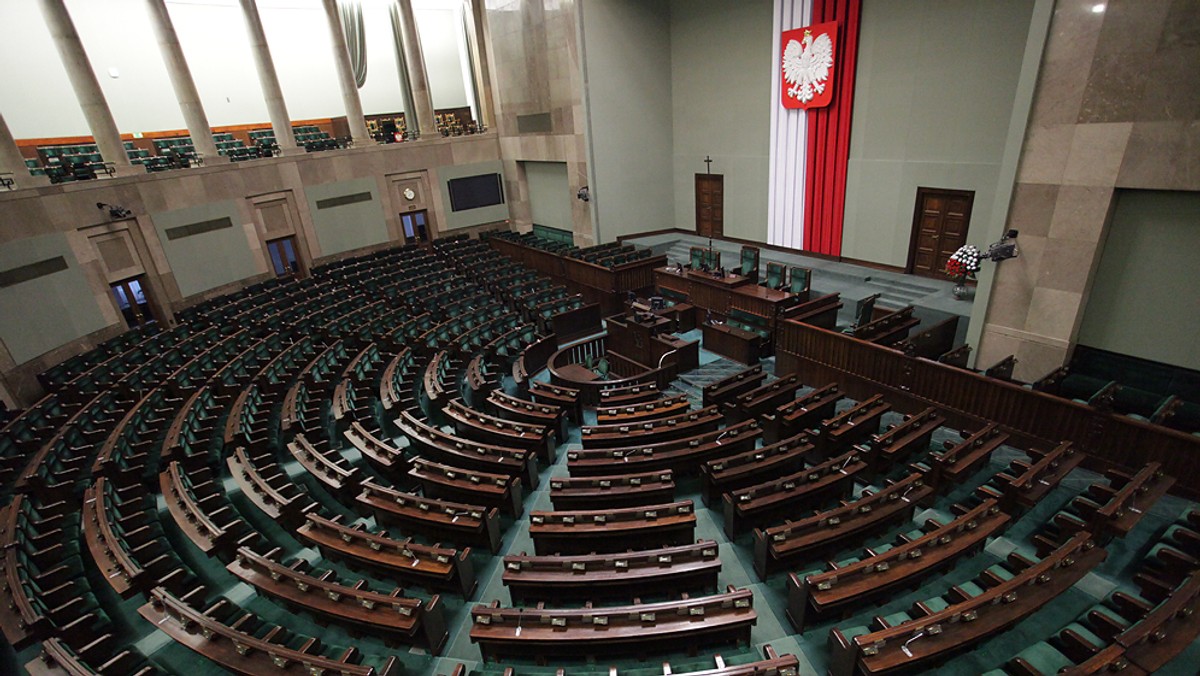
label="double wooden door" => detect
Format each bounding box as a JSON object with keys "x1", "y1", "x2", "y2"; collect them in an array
[
  {"x1": 908, "y1": 187, "x2": 973, "y2": 278},
  {"x1": 695, "y1": 174, "x2": 724, "y2": 238}
]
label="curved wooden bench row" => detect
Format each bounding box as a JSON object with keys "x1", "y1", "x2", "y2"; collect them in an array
[
  {"x1": 530, "y1": 500, "x2": 696, "y2": 555},
  {"x1": 723, "y1": 448, "x2": 869, "y2": 538},
  {"x1": 529, "y1": 380, "x2": 582, "y2": 424},
  {"x1": 226, "y1": 446, "x2": 318, "y2": 529},
  {"x1": 569, "y1": 419, "x2": 761, "y2": 477},
  {"x1": 396, "y1": 408, "x2": 536, "y2": 487},
  {"x1": 702, "y1": 364, "x2": 766, "y2": 408},
  {"x1": 160, "y1": 461, "x2": 251, "y2": 555},
  {"x1": 357, "y1": 480, "x2": 502, "y2": 553},
  {"x1": 409, "y1": 457, "x2": 523, "y2": 517},
  {"x1": 344, "y1": 422, "x2": 406, "y2": 477},
  {"x1": 598, "y1": 381, "x2": 663, "y2": 407},
  {"x1": 926, "y1": 423, "x2": 1008, "y2": 488},
  {"x1": 724, "y1": 373, "x2": 802, "y2": 423},
  {"x1": 26, "y1": 635, "x2": 157, "y2": 676},
  {"x1": 287, "y1": 433, "x2": 364, "y2": 500},
  {"x1": 550, "y1": 470, "x2": 675, "y2": 510},
  {"x1": 502, "y1": 539, "x2": 721, "y2": 604},
  {"x1": 469, "y1": 586, "x2": 755, "y2": 662},
  {"x1": 226, "y1": 546, "x2": 448, "y2": 654},
  {"x1": 379, "y1": 346, "x2": 417, "y2": 412},
  {"x1": 444, "y1": 398, "x2": 555, "y2": 464},
  {"x1": 700, "y1": 433, "x2": 814, "y2": 506},
  {"x1": 490, "y1": 644, "x2": 799, "y2": 676},
  {"x1": 581, "y1": 405, "x2": 723, "y2": 449},
  {"x1": 296, "y1": 513, "x2": 475, "y2": 597},
  {"x1": 138, "y1": 587, "x2": 399, "y2": 676},
  {"x1": 487, "y1": 389, "x2": 568, "y2": 441},
  {"x1": 864, "y1": 407, "x2": 945, "y2": 470},
  {"x1": 762, "y1": 382, "x2": 840, "y2": 444},
  {"x1": 83, "y1": 476, "x2": 192, "y2": 600},
  {"x1": 753, "y1": 471, "x2": 936, "y2": 579},
  {"x1": 596, "y1": 394, "x2": 691, "y2": 425},
  {"x1": 827, "y1": 531, "x2": 1105, "y2": 676},
  {"x1": 815, "y1": 394, "x2": 890, "y2": 455},
  {"x1": 976, "y1": 441, "x2": 1082, "y2": 512},
  {"x1": 790, "y1": 498, "x2": 1008, "y2": 629}
]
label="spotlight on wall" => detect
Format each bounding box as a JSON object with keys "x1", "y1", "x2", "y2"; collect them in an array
[
  {"x1": 96, "y1": 202, "x2": 133, "y2": 219},
  {"x1": 576, "y1": 186, "x2": 590, "y2": 202},
  {"x1": 986, "y1": 229, "x2": 1020, "y2": 262}
]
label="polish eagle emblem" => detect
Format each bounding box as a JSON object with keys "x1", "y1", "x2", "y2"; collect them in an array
[{"x1": 782, "y1": 28, "x2": 834, "y2": 104}]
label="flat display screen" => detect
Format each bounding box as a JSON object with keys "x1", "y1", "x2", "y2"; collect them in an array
[{"x1": 448, "y1": 174, "x2": 505, "y2": 212}]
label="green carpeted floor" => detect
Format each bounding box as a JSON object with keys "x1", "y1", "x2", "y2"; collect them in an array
[{"x1": 12, "y1": 349, "x2": 1199, "y2": 676}]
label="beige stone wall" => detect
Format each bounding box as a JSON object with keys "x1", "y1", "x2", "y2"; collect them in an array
[
  {"x1": 0, "y1": 134, "x2": 503, "y2": 405},
  {"x1": 977, "y1": 0, "x2": 1200, "y2": 382},
  {"x1": 483, "y1": 0, "x2": 594, "y2": 246}
]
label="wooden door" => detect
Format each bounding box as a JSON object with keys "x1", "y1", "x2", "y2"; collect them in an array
[
  {"x1": 907, "y1": 188, "x2": 974, "y2": 278},
  {"x1": 695, "y1": 174, "x2": 724, "y2": 238}
]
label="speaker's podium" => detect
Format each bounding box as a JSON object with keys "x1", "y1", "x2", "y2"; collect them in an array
[{"x1": 606, "y1": 307, "x2": 699, "y2": 374}]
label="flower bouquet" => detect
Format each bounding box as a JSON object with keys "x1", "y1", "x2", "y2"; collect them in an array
[{"x1": 945, "y1": 245, "x2": 981, "y2": 299}]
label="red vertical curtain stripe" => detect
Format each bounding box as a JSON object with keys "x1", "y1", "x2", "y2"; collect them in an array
[{"x1": 802, "y1": 0, "x2": 861, "y2": 256}]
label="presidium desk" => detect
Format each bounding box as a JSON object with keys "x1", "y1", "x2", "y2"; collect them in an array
[
  {"x1": 654, "y1": 267, "x2": 799, "y2": 365},
  {"x1": 652, "y1": 267, "x2": 797, "y2": 327}
]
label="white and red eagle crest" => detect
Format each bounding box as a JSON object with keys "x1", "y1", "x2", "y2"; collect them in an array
[{"x1": 781, "y1": 22, "x2": 837, "y2": 109}]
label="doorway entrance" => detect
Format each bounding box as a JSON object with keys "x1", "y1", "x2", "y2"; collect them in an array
[
  {"x1": 401, "y1": 210, "x2": 429, "y2": 244},
  {"x1": 265, "y1": 236, "x2": 301, "y2": 277},
  {"x1": 110, "y1": 276, "x2": 156, "y2": 328},
  {"x1": 695, "y1": 174, "x2": 724, "y2": 238},
  {"x1": 907, "y1": 187, "x2": 974, "y2": 278}
]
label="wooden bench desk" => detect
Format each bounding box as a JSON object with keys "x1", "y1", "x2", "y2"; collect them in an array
[
  {"x1": 296, "y1": 513, "x2": 476, "y2": 597},
  {"x1": 469, "y1": 586, "x2": 755, "y2": 662},
  {"x1": 357, "y1": 480, "x2": 502, "y2": 553},
  {"x1": 529, "y1": 500, "x2": 697, "y2": 555},
  {"x1": 568, "y1": 419, "x2": 761, "y2": 477},
  {"x1": 502, "y1": 540, "x2": 721, "y2": 603},
  {"x1": 549, "y1": 470, "x2": 675, "y2": 509},
  {"x1": 752, "y1": 471, "x2": 935, "y2": 579}
]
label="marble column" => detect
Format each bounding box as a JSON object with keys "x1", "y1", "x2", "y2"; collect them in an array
[
  {"x1": 38, "y1": 0, "x2": 137, "y2": 175},
  {"x1": 145, "y1": 0, "x2": 221, "y2": 162},
  {"x1": 394, "y1": 0, "x2": 439, "y2": 136},
  {"x1": 0, "y1": 112, "x2": 50, "y2": 189},
  {"x1": 464, "y1": 0, "x2": 495, "y2": 129},
  {"x1": 320, "y1": 0, "x2": 371, "y2": 146},
  {"x1": 238, "y1": 0, "x2": 300, "y2": 154}
]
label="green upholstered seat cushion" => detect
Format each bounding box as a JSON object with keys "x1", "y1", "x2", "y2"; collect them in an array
[{"x1": 1013, "y1": 641, "x2": 1074, "y2": 674}]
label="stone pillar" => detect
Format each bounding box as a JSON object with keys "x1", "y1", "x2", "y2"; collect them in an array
[
  {"x1": 321, "y1": 0, "x2": 371, "y2": 146},
  {"x1": 238, "y1": 0, "x2": 300, "y2": 154},
  {"x1": 145, "y1": 0, "x2": 221, "y2": 162},
  {"x1": 0, "y1": 112, "x2": 50, "y2": 189},
  {"x1": 394, "y1": 0, "x2": 439, "y2": 136},
  {"x1": 464, "y1": 0, "x2": 495, "y2": 129},
  {"x1": 38, "y1": 0, "x2": 137, "y2": 176}
]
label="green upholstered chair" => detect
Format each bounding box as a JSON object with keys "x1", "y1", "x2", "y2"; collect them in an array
[
  {"x1": 762, "y1": 262, "x2": 785, "y2": 290},
  {"x1": 789, "y1": 266, "x2": 811, "y2": 294},
  {"x1": 740, "y1": 246, "x2": 760, "y2": 281}
]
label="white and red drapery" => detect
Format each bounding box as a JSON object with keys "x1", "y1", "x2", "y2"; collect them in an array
[{"x1": 767, "y1": 0, "x2": 861, "y2": 257}]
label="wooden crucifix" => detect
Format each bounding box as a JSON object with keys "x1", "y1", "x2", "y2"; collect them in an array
[{"x1": 704, "y1": 156, "x2": 713, "y2": 174}]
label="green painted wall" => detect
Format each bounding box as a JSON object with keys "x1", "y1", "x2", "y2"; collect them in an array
[
  {"x1": 437, "y1": 161, "x2": 510, "y2": 230},
  {"x1": 525, "y1": 161, "x2": 572, "y2": 232},
  {"x1": 842, "y1": 0, "x2": 1034, "y2": 267},
  {"x1": 304, "y1": 177, "x2": 390, "y2": 256},
  {"x1": 0, "y1": 234, "x2": 108, "y2": 364},
  {"x1": 670, "y1": 0, "x2": 773, "y2": 243},
  {"x1": 1078, "y1": 191, "x2": 1200, "y2": 370},
  {"x1": 580, "y1": 0, "x2": 674, "y2": 243},
  {"x1": 153, "y1": 201, "x2": 259, "y2": 298}
]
